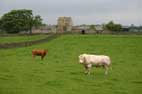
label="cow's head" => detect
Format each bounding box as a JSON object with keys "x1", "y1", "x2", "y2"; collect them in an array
[{"x1": 79, "y1": 54, "x2": 87, "y2": 64}]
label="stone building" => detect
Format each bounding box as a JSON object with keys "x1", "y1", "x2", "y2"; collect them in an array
[
  {"x1": 32, "y1": 25, "x2": 57, "y2": 34},
  {"x1": 57, "y1": 17, "x2": 73, "y2": 32}
]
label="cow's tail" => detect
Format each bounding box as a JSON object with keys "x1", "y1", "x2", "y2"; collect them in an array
[
  {"x1": 108, "y1": 61, "x2": 112, "y2": 70},
  {"x1": 108, "y1": 57, "x2": 112, "y2": 70}
]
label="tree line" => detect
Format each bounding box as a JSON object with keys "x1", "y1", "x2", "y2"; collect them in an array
[
  {"x1": 0, "y1": 9, "x2": 123, "y2": 34},
  {"x1": 90, "y1": 21, "x2": 122, "y2": 32}
]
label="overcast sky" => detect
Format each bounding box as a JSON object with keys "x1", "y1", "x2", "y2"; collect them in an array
[{"x1": 0, "y1": 0, "x2": 142, "y2": 26}]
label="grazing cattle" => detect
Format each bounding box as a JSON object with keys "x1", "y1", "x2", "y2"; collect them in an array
[
  {"x1": 79, "y1": 53, "x2": 111, "y2": 75},
  {"x1": 32, "y1": 49, "x2": 48, "y2": 60}
]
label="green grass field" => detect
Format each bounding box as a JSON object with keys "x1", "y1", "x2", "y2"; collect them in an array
[
  {"x1": 0, "y1": 35, "x2": 48, "y2": 43},
  {"x1": 0, "y1": 35, "x2": 142, "y2": 94}
]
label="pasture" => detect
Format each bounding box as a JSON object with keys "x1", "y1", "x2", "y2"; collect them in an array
[{"x1": 0, "y1": 35, "x2": 142, "y2": 94}]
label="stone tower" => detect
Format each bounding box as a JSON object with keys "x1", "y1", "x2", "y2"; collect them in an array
[{"x1": 57, "y1": 17, "x2": 73, "y2": 32}]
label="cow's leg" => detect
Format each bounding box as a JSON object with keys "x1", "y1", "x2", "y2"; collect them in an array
[
  {"x1": 84, "y1": 65, "x2": 88, "y2": 74},
  {"x1": 87, "y1": 67, "x2": 91, "y2": 75},
  {"x1": 86, "y1": 64, "x2": 92, "y2": 75},
  {"x1": 104, "y1": 65, "x2": 109, "y2": 75}
]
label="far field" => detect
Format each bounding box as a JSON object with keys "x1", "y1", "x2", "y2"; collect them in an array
[
  {"x1": 0, "y1": 35, "x2": 142, "y2": 94},
  {"x1": 0, "y1": 34, "x2": 48, "y2": 43}
]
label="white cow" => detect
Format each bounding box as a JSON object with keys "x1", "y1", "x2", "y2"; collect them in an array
[{"x1": 79, "y1": 53, "x2": 111, "y2": 75}]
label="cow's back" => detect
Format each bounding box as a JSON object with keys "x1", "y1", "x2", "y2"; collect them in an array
[{"x1": 86, "y1": 55, "x2": 110, "y2": 65}]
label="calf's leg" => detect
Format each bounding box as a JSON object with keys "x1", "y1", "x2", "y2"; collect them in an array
[
  {"x1": 32, "y1": 54, "x2": 35, "y2": 60},
  {"x1": 41, "y1": 55, "x2": 44, "y2": 60}
]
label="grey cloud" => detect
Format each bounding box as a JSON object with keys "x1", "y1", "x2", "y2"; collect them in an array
[{"x1": 0, "y1": 0, "x2": 142, "y2": 25}]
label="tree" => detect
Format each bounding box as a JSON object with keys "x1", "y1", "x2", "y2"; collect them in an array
[
  {"x1": 0, "y1": 9, "x2": 43, "y2": 34},
  {"x1": 33, "y1": 15, "x2": 43, "y2": 27},
  {"x1": 0, "y1": 19, "x2": 2, "y2": 29},
  {"x1": 105, "y1": 21, "x2": 114, "y2": 31},
  {"x1": 90, "y1": 24, "x2": 96, "y2": 30},
  {"x1": 114, "y1": 24, "x2": 122, "y2": 31},
  {"x1": 105, "y1": 21, "x2": 122, "y2": 32}
]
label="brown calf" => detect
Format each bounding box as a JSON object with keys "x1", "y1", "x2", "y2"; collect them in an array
[{"x1": 32, "y1": 49, "x2": 48, "y2": 60}]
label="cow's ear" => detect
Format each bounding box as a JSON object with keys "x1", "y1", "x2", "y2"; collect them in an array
[{"x1": 79, "y1": 55, "x2": 82, "y2": 58}]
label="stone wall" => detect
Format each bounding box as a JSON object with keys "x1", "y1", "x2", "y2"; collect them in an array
[{"x1": 0, "y1": 34, "x2": 59, "y2": 49}]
